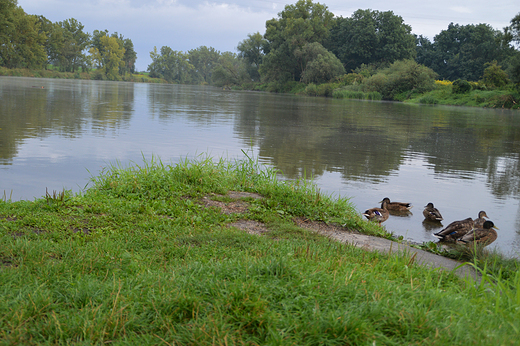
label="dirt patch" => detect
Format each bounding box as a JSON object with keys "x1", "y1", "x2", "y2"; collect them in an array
[
  {"x1": 201, "y1": 191, "x2": 264, "y2": 215},
  {"x1": 228, "y1": 220, "x2": 270, "y2": 235},
  {"x1": 293, "y1": 217, "x2": 355, "y2": 234}
]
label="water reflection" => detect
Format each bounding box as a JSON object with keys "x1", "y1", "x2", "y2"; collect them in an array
[
  {"x1": 1, "y1": 77, "x2": 520, "y2": 257},
  {"x1": 0, "y1": 78, "x2": 134, "y2": 164}
]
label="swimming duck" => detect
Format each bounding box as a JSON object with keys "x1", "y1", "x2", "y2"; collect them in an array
[
  {"x1": 423, "y1": 202, "x2": 443, "y2": 221},
  {"x1": 380, "y1": 197, "x2": 412, "y2": 212},
  {"x1": 457, "y1": 220, "x2": 498, "y2": 247},
  {"x1": 363, "y1": 199, "x2": 390, "y2": 224},
  {"x1": 473, "y1": 211, "x2": 489, "y2": 229},
  {"x1": 433, "y1": 217, "x2": 473, "y2": 242}
]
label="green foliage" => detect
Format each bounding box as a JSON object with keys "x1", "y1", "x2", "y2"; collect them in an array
[
  {"x1": 416, "y1": 23, "x2": 516, "y2": 81},
  {"x1": 362, "y1": 59, "x2": 437, "y2": 100},
  {"x1": 237, "y1": 32, "x2": 265, "y2": 82},
  {"x1": 0, "y1": 3, "x2": 47, "y2": 69},
  {"x1": 148, "y1": 46, "x2": 193, "y2": 83},
  {"x1": 295, "y1": 42, "x2": 345, "y2": 83},
  {"x1": 187, "y1": 46, "x2": 220, "y2": 84},
  {"x1": 328, "y1": 9, "x2": 416, "y2": 72},
  {"x1": 481, "y1": 60, "x2": 510, "y2": 88},
  {"x1": 452, "y1": 79, "x2": 472, "y2": 94},
  {"x1": 55, "y1": 18, "x2": 91, "y2": 72},
  {"x1": 261, "y1": 0, "x2": 334, "y2": 83},
  {"x1": 332, "y1": 88, "x2": 382, "y2": 100},
  {"x1": 89, "y1": 35, "x2": 125, "y2": 81},
  {"x1": 211, "y1": 52, "x2": 250, "y2": 87}
]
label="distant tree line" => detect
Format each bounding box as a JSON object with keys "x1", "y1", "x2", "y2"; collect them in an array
[
  {"x1": 2, "y1": 0, "x2": 520, "y2": 89},
  {"x1": 0, "y1": 0, "x2": 136, "y2": 80}
]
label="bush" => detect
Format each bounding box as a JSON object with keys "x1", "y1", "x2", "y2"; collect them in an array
[
  {"x1": 452, "y1": 79, "x2": 472, "y2": 94},
  {"x1": 419, "y1": 95, "x2": 438, "y2": 104}
]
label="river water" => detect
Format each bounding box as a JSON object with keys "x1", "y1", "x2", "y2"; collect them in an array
[{"x1": 1, "y1": 77, "x2": 520, "y2": 257}]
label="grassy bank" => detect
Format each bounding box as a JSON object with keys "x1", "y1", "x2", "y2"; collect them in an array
[
  {"x1": 1, "y1": 153, "x2": 520, "y2": 344},
  {"x1": 0, "y1": 66, "x2": 167, "y2": 84}
]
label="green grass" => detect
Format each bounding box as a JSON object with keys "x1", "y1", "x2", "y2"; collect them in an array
[
  {"x1": 407, "y1": 84, "x2": 520, "y2": 109},
  {"x1": 1, "y1": 153, "x2": 519, "y2": 344}
]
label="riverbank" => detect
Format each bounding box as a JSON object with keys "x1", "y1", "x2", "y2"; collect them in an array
[
  {"x1": 1, "y1": 154, "x2": 519, "y2": 344},
  {"x1": 3, "y1": 66, "x2": 519, "y2": 110},
  {"x1": 0, "y1": 66, "x2": 167, "y2": 84}
]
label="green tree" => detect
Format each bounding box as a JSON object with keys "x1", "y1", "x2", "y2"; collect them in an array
[
  {"x1": 506, "y1": 13, "x2": 520, "y2": 87},
  {"x1": 0, "y1": 1, "x2": 46, "y2": 68},
  {"x1": 416, "y1": 23, "x2": 514, "y2": 81},
  {"x1": 481, "y1": 60, "x2": 510, "y2": 88},
  {"x1": 89, "y1": 34, "x2": 125, "y2": 80},
  {"x1": 122, "y1": 37, "x2": 137, "y2": 74},
  {"x1": 237, "y1": 32, "x2": 265, "y2": 81},
  {"x1": 187, "y1": 46, "x2": 220, "y2": 84},
  {"x1": 260, "y1": 0, "x2": 334, "y2": 82},
  {"x1": 328, "y1": 9, "x2": 416, "y2": 72},
  {"x1": 364, "y1": 59, "x2": 437, "y2": 100},
  {"x1": 36, "y1": 16, "x2": 64, "y2": 68},
  {"x1": 147, "y1": 46, "x2": 193, "y2": 83},
  {"x1": 57, "y1": 18, "x2": 90, "y2": 72},
  {"x1": 295, "y1": 42, "x2": 345, "y2": 83},
  {"x1": 92, "y1": 30, "x2": 136, "y2": 75},
  {"x1": 212, "y1": 52, "x2": 249, "y2": 87}
]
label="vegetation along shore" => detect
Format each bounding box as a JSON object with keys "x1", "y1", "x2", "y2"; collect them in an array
[
  {"x1": 1, "y1": 0, "x2": 520, "y2": 108},
  {"x1": 1, "y1": 154, "x2": 520, "y2": 344}
]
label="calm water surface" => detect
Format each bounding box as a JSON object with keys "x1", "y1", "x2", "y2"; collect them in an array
[{"x1": 2, "y1": 77, "x2": 520, "y2": 257}]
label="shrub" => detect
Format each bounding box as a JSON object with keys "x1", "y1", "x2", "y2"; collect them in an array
[
  {"x1": 481, "y1": 61, "x2": 510, "y2": 89},
  {"x1": 452, "y1": 79, "x2": 472, "y2": 94},
  {"x1": 420, "y1": 95, "x2": 438, "y2": 104}
]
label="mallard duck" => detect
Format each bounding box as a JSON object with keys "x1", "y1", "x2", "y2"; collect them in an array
[
  {"x1": 433, "y1": 217, "x2": 473, "y2": 242},
  {"x1": 380, "y1": 197, "x2": 412, "y2": 212},
  {"x1": 457, "y1": 220, "x2": 498, "y2": 247},
  {"x1": 363, "y1": 199, "x2": 390, "y2": 224},
  {"x1": 423, "y1": 202, "x2": 443, "y2": 221},
  {"x1": 473, "y1": 210, "x2": 489, "y2": 229}
]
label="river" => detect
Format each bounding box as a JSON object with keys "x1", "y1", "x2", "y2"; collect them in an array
[{"x1": 1, "y1": 76, "x2": 520, "y2": 257}]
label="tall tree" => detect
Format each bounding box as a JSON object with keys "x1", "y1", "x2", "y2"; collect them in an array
[
  {"x1": 89, "y1": 34, "x2": 125, "y2": 80},
  {"x1": 328, "y1": 9, "x2": 416, "y2": 72},
  {"x1": 148, "y1": 46, "x2": 193, "y2": 83},
  {"x1": 0, "y1": 1, "x2": 46, "y2": 69},
  {"x1": 91, "y1": 30, "x2": 136, "y2": 75},
  {"x1": 295, "y1": 42, "x2": 345, "y2": 83},
  {"x1": 260, "y1": 0, "x2": 334, "y2": 82},
  {"x1": 187, "y1": 46, "x2": 220, "y2": 84},
  {"x1": 416, "y1": 23, "x2": 514, "y2": 81},
  {"x1": 212, "y1": 52, "x2": 249, "y2": 87},
  {"x1": 57, "y1": 18, "x2": 90, "y2": 72},
  {"x1": 237, "y1": 32, "x2": 265, "y2": 81}
]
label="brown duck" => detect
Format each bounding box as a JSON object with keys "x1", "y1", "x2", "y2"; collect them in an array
[
  {"x1": 363, "y1": 199, "x2": 390, "y2": 224},
  {"x1": 457, "y1": 220, "x2": 498, "y2": 247},
  {"x1": 423, "y1": 202, "x2": 443, "y2": 221},
  {"x1": 433, "y1": 217, "x2": 474, "y2": 242},
  {"x1": 380, "y1": 197, "x2": 412, "y2": 212},
  {"x1": 473, "y1": 210, "x2": 489, "y2": 229}
]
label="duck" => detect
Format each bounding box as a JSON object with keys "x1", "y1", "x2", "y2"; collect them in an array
[
  {"x1": 380, "y1": 197, "x2": 412, "y2": 212},
  {"x1": 473, "y1": 210, "x2": 489, "y2": 229},
  {"x1": 363, "y1": 199, "x2": 390, "y2": 224},
  {"x1": 423, "y1": 202, "x2": 443, "y2": 221},
  {"x1": 457, "y1": 220, "x2": 498, "y2": 247},
  {"x1": 433, "y1": 217, "x2": 474, "y2": 242}
]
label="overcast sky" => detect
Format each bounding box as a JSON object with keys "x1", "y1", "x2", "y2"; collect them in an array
[{"x1": 18, "y1": 0, "x2": 518, "y2": 72}]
